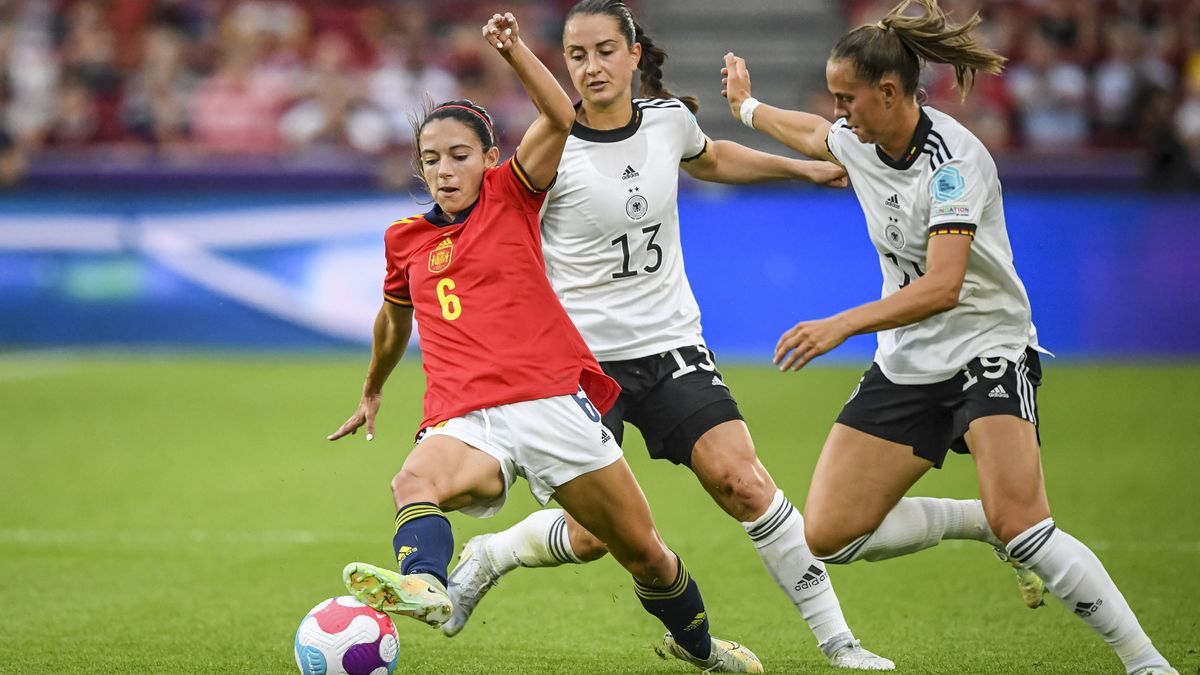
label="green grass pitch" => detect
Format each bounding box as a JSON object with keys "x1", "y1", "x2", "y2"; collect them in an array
[{"x1": 1, "y1": 354, "x2": 1197, "y2": 674}]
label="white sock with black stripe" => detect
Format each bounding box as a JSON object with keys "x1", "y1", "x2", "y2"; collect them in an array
[
  {"x1": 484, "y1": 509, "x2": 582, "y2": 575},
  {"x1": 817, "y1": 497, "x2": 999, "y2": 565},
  {"x1": 742, "y1": 489, "x2": 850, "y2": 646},
  {"x1": 1007, "y1": 519, "x2": 1169, "y2": 673}
]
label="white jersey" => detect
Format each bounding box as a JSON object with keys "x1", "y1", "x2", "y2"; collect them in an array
[
  {"x1": 540, "y1": 98, "x2": 708, "y2": 361},
  {"x1": 826, "y1": 106, "x2": 1040, "y2": 385}
]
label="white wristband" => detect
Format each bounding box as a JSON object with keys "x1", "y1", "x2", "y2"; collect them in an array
[{"x1": 739, "y1": 97, "x2": 762, "y2": 128}]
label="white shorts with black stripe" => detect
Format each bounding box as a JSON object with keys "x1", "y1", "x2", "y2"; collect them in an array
[
  {"x1": 836, "y1": 347, "x2": 1043, "y2": 468},
  {"x1": 417, "y1": 388, "x2": 624, "y2": 518}
]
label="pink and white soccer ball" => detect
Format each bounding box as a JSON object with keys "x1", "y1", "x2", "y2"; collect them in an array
[{"x1": 294, "y1": 596, "x2": 400, "y2": 675}]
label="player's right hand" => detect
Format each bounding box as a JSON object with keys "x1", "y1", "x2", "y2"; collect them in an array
[
  {"x1": 483, "y1": 12, "x2": 520, "y2": 54},
  {"x1": 327, "y1": 393, "x2": 382, "y2": 441},
  {"x1": 722, "y1": 52, "x2": 753, "y2": 120}
]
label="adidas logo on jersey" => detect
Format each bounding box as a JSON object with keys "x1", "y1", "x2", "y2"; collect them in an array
[
  {"x1": 884, "y1": 193, "x2": 900, "y2": 209},
  {"x1": 711, "y1": 376, "x2": 724, "y2": 387},
  {"x1": 988, "y1": 384, "x2": 1009, "y2": 399},
  {"x1": 621, "y1": 165, "x2": 640, "y2": 180},
  {"x1": 600, "y1": 428, "x2": 612, "y2": 445}
]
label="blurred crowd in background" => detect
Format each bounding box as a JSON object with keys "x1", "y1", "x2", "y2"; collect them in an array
[
  {"x1": 1, "y1": 0, "x2": 1199, "y2": 189},
  {"x1": 848, "y1": 0, "x2": 1200, "y2": 188}
]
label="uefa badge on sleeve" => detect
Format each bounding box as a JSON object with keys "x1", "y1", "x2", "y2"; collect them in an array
[
  {"x1": 931, "y1": 165, "x2": 966, "y2": 202},
  {"x1": 428, "y1": 237, "x2": 454, "y2": 273}
]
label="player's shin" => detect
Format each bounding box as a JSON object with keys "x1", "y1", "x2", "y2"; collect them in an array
[
  {"x1": 818, "y1": 497, "x2": 997, "y2": 564},
  {"x1": 393, "y1": 502, "x2": 454, "y2": 586},
  {"x1": 482, "y1": 508, "x2": 584, "y2": 575},
  {"x1": 1008, "y1": 519, "x2": 1171, "y2": 673},
  {"x1": 635, "y1": 556, "x2": 712, "y2": 661},
  {"x1": 743, "y1": 490, "x2": 849, "y2": 645}
]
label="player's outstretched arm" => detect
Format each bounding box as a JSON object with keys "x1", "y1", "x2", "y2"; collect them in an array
[
  {"x1": 721, "y1": 52, "x2": 837, "y2": 163},
  {"x1": 681, "y1": 136, "x2": 846, "y2": 187},
  {"x1": 328, "y1": 302, "x2": 414, "y2": 441},
  {"x1": 485, "y1": 11, "x2": 574, "y2": 190},
  {"x1": 774, "y1": 234, "x2": 972, "y2": 371}
]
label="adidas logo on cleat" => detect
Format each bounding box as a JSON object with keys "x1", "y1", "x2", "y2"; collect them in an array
[
  {"x1": 621, "y1": 165, "x2": 640, "y2": 180},
  {"x1": 794, "y1": 564, "x2": 827, "y2": 591},
  {"x1": 1074, "y1": 599, "x2": 1103, "y2": 617},
  {"x1": 884, "y1": 193, "x2": 900, "y2": 209},
  {"x1": 988, "y1": 384, "x2": 1009, "y2": 399}
]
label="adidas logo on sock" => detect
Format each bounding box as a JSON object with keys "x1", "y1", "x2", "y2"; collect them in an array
[
  {"x1": 988, "y1": 384, "x2": 1009, "y2": 399},
  {"x1": 884, "y1": 193, "x2": 900, "y2": 209},
  {"x1": 711, "y1": 376, "x2": 724, "y2": 387},
  {"x1": 621, "y1": 165, "x2": 640, "y2": 180},
  {"x1": 1073, "y1": 599, "x2": 1103, "y2": 617},
  {"x1": 794, "y1": 564, "x2": 828, "y2": 591}
]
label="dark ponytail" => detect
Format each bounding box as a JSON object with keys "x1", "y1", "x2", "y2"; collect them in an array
[
  {"x1": 565, "y1": 0, "x2": 698, "y2": 113},
  {"x1": 832, "y1": 0, "x2": 1006, "y2": 98},
  {"x1": 633, "y1": 22, "x2": 699, "y2": 113}
]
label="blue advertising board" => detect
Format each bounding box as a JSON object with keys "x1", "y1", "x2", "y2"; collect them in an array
[{"x1": 0, "y1": 188, "x2": 1197, "y2": 360}]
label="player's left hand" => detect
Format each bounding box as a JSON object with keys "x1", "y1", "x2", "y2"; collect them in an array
[
  {"x1": 775, "y1": 316, "x2": 852, "y2": 371},
  {"x1": 721, "y1": 52, "x2": 753, "y2": 121},
  {"x1": 483, "y1": 12, "x2": 520, "y2": 54}
]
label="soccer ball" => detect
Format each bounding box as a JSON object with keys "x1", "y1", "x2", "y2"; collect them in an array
[{"x1": 294, "y1": 596, "x2": 400, "y2": 675}]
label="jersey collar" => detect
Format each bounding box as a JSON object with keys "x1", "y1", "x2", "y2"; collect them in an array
[
  {"x1": 425, "y1": 199, "x2": 478, "y2": 227},
  {"x1": 875, "y1": 108, "x2": 932, "y2": 171},
  {"x1": 569, "y1": 101, "x2": 643, "y2": 143}
]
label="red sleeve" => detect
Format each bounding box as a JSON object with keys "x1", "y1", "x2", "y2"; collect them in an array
[
  {"x1": 486, "y1": 156, "x2": 556, "y2": 213},
  {"x1": 382, "y1": 221, "x2": 413, "y2": 307}
]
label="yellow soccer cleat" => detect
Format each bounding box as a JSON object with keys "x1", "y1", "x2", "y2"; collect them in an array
[
  {"x1": 993, "y1": 547, "x2": 1048, "y2": 609},
  {"x1": 656, "y1": 633, "x2": 764, "y2": 673},
  {"x1": 342, "y1": 562, "x2": 453, "y2": 627}
]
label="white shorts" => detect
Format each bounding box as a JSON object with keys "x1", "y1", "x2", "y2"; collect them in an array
[{"x1": 419, "y1": 388, "x2": 623, "y2": 518}]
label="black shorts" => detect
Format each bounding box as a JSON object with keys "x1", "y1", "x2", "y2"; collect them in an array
[
  {"x1": 600, "y1": 344, "x2": 744, "y2": 466},
  {"x1": 835, "y1": 347, "x2": 1043, "y2": 468}
]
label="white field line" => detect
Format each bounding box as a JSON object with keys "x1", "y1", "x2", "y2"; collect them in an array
[
  {"x1": 0, "y1": 361, "x2": 76, "y2": 383},
  {"x1": 0, "y1": 528, "x2": 1197, "y2": 553}
]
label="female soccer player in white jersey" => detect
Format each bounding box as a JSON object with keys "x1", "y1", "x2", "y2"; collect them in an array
[
  {"x1": 720, "y1": 1, "x2": 1177, "y2": 673},
  {"x1": 440, "y1": 1, "x2": 896, "y2": 669}
]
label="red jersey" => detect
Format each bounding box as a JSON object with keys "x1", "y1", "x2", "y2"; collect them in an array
[{"x1": 383, "y1": 158, "x2": 619, "y2": 430}]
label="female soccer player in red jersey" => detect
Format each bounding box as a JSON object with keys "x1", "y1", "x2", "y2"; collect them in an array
[
  {"x1": 720, "y1": 0, "x2": 1176, "y2": 672},
  {"x1": 327, "y1": 12, "x2": 760, "y2": 673}
]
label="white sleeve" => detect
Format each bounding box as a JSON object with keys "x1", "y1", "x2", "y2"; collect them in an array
[
  {"x1": 927, "y1": 158, "x2": 987, "y2": 238},
  {"x1": 825, "y1": 118, "x2": 852, "y2": 164},
  {"x1": 679, "y1": 105, "x2": 708, "y2": 161}
]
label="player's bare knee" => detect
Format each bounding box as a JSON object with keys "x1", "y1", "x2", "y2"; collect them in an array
[
  {"x1": 805, "y1": 517, "x2": 864, "y2": 560},
  {"x1": 389, "y1": 469, "x2": 436, "y2": 505},
  {"x1": 718, "y1": 474, "x2": 773, "y2": 522},
  {"x1": 698, "y1": 457, "x2": 773, "y2": 521},
  {"x1": 989, "y1": 508, "x2": 1052, "y2": 546}
]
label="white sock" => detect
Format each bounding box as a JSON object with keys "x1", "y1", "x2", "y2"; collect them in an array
[
  {"x1": 819, "y1": 497, "x2": 998, "y2": 564},
  {"x1": 1008, "y1": 519, "x2": 1169, "y2": 673},
  {"x1": 483, "y1": 509, "x2": 582, "y2": 575},
  {"x1": 743, "y1": 490, "x2": 850, "y2": 646}
]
